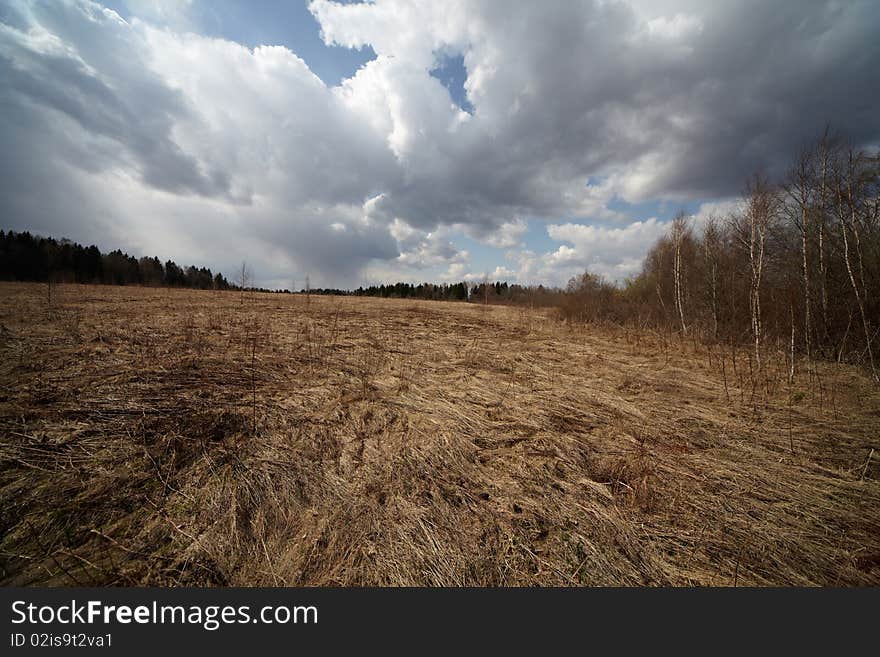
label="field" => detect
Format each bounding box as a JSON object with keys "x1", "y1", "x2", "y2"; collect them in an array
[{"x1": 1, "y1": 282, "x2": 878, "y2": 586}]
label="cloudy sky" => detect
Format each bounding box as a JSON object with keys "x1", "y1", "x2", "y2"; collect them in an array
[{"x1": 2, "y1": 0, "x2": 878, "y2": 289}]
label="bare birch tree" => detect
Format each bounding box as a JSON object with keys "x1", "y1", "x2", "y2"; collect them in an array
[
  {"x1": 785, "y1": 144, "x2": 817, "y2": 364},
  {"x1": 236, "y1": 261, "x2": 252, "y2": 305},
  {"x1": 702, "y1": 216, "x2": 722, "y2": 342},
  {"x1": 738, "y1": 176, "x2": 779, "y2": 370},
  {"x1": 835, "y1": 149, "x2": 878, "y2": 382},
  {"x1": 671, "y1": 212, "x2": 689, "y2": 334}
]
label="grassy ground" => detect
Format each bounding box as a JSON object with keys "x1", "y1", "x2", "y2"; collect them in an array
[{"x1": 1, "y1": 282, "x2": 878, "y2": 585}]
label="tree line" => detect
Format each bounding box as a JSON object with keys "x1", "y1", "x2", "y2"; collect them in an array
[
  {"x1": 352, "y1": 282, "x2": 469, "y2": 300},
  {"x1": 0, "y1": 230, "x2": 524, "y2": 303},
  {"x1": 304, "y1": 282, "x2": 466, "y2": 300},
  {"x1": 309, "y1": 281, "x2": 557, "y2": 304},
  {"x1": 0, "y1": 230, "x2": 232, "y2": 290},
  {"x1": 0, "y1": 230, "x2": 523, "y2": 303}
]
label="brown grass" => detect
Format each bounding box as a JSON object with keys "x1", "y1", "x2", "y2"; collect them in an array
[{"x1": 1, "y1": 282, "x2": 878, "y2": 586}]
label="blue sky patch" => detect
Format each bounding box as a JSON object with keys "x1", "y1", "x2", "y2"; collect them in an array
[
  {"x1": 104, "y1": 0, "x2": 376, "y2": 85},
  {"x1": 429, "y1": 52, "x2": 473, "y2": 114}
]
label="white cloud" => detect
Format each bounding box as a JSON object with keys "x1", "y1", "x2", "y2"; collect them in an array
[
  {"x1": 689, "y1": 198, "x2": 745, "y2": 230},
  {"x1": 465, "y1": 218, "x2": 528, "y2": 248},
  {"x1": 489, "y1": 265, "x2": 515, "y2": 280},
  {"x1": 544, "y1": 219, "x2": 670, "y2": 283}
]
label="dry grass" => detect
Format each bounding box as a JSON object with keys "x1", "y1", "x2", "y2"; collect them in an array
[{"x1": 1, "y1": 282, "x2": 878, "y2": 586}]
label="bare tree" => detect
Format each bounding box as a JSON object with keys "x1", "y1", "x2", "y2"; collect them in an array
[
  {"x1": 671, "y1": 212, "x2": 689, "y2": 334},
  {"x1": 702, "y1": 216, "x2": 722, "y2": 342},
  {"x1": 648, "y1": 240, "x2": 669, "y2": 320},
  {"x1": 737, "y1": 175, "x2": 779, "y2": 370},
  {"x1": 236, "y1": 261, "x2": 252, "y2": 305},
  {"x1": 835, "y1": 149, "x2": 878, "y2": 382},
  {"x1": 816, "y1": 127, "x2": 835, "y2": 342},
  {"x1": 785, "y1": 143, "x2": 817, "y2": 364}
]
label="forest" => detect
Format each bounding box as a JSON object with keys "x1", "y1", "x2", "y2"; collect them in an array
[
  {"x1": 0, "y1": 229, "x2": 517, "y2": 302},
  {"x1": 561, "y1": 130, "x2": 880, "y2": 380},
  {"x1": 0, "y1": 231, "x2": 232, "y2": 290}
]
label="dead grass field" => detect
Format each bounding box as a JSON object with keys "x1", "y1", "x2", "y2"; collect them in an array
[{"x1": 1, "y1": 282, "x2": 878, "y2": 586}]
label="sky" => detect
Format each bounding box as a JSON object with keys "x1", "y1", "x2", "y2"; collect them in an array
[{"x1": 1, "y1": 0, "x2": 879, "y2": 290}]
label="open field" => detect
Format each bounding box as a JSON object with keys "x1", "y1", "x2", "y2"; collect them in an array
[{"x1": 1, "y1": 282, "x2": 878, "y2": 586}]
